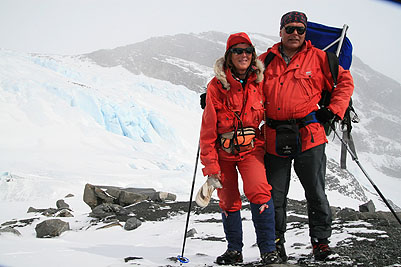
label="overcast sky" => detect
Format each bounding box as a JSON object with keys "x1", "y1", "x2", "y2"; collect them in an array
[{"x1": 1, "y1": 0, "x2": 400, "y2": 83}]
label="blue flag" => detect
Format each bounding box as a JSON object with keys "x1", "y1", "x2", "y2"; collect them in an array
[{"x1": 306, "y1": 21, "x2": 353, "y2": 70}]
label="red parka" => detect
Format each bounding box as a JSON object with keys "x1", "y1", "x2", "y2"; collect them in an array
[
  {"x1": 200, "y1": 57, "x2": 265, "y2": 176},
  {"x1": 259, "y1": 40, "x2": 354, "y2": 156}
]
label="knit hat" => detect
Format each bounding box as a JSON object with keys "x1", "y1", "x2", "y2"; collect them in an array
[
  {"x1": 226, "y1": 32, "x2": 253, "y2": 51},
  {"x1": 280, "y1": 11, "x2": 307, "y2": 29}
]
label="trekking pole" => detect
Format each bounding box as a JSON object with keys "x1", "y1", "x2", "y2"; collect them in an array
[
  {"x1": 177, "y1": 141, "x2": 201, "y2": 264},
  {"x1": 330, "y1": 123, "x2": 401, "y2": 226}
]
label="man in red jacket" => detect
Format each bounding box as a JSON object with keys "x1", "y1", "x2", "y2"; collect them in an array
[{"x1": 259, "y1": 11, "x2": 354, "y2": 262}]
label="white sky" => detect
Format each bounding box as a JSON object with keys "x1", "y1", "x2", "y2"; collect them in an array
[{"x1": 1, "y1": 0, "x2": 401, "y2": 83}]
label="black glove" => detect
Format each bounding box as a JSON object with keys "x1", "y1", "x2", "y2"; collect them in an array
[
  {"x1": 315, "y1": 107, "x2": 335, "y2": 123},
  {"x1": 200, "y1": 92, "x2": 206, "y2": 109}
]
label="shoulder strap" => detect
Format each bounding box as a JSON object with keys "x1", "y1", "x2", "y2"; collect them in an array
[
  {"x1": 264, "y1": 52, "x2": 276, "y2": 68},
  {"x1": 319, "y1": 51, "x2": 340, "y2": 109},
  {"x1": 326, "y1": 51, "x2": 339, "y2": 87}
]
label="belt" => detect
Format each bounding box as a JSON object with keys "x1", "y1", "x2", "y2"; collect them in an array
[{"x1": 266, "y1": 112, "x2": 319, "y2": 129}]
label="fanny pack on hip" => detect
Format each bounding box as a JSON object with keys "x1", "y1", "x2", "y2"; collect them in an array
[
  {"x1": 266, "y1": 112, "x2": 318, "y2": 157},
  {"x1": 219, "y1": 127, "x2": 256, "y2": 155}
]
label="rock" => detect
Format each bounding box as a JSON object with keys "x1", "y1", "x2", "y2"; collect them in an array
[
  {"x1": 65, "y1": 193, "x2": 74, "y2": 198},
  {"x1": 151, "y1": 191, "x2": 177, "y2": 202},
  {"x1": 56, "y1": 209, "x2": 74, "y2": 217},
  {"x1": 83, "y1": 183, "x2": 100, "y2": 209},
  {"x1": 56, "y1": 199, "x2": 70, "y2": 209},
  {"x1": 89, "y1": 203, "x2": 129, "y2": 219},
  {"x1": 336, "y1": 207, "x2": 360, "y2": 221},
  {"x1": 119, "y1": 190, "x2": 148, "y2": 206},
  {"x1": 0, "y1": 226, "x2": 21, "y2": 236},
  {"x1": 94, "y1": 187, "x2": 115, "y2": 203},
  {"x1": 186, "y1": 228, "x2": 197, "y2": 238},
  {"x1": 35, "y1": 219, "x2": 70, "y2": 238},
  {"x1": 1, "y1": 220, "x2": 17, "y2": 226},
  {"x1": 27, "y1": 207, "x2": 47, "y2": 213},
  {"x1": 42, "y1": 208, "x2": 58, "y2": 217},
  {"x1": 83, "y1": 184, "x2": 176, "y2": 209},
  {"x1": 124, "y1": 217, "x2": 142, "y2": 231},
  {"x1": 359, "y1": 200, "x2": 375, "y2": 212}
]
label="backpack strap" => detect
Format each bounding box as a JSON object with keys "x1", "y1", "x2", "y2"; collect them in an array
[
  {"x1": 319, "y1": 51, "x2": 339, "y2": 110},
  {"x1": 326, "y1": 51, "x2": 339, "y2": 87},
  {"x1": 263, "y1": 52, "x2": 276, "y2": 68}
]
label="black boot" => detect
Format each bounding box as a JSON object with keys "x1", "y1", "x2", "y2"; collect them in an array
[
  {"x1": 216, "y1": 250, "x2": 243, "y2": 265},
  {"x1": 275, "y1": 237, "x2": 288, "y2": 262},
  {"x1": 260, "y1": 250, "x2": 282, "y2": 265},
  {"x1": 312, "y1": 238, "x2": 332, "y2": 261}
]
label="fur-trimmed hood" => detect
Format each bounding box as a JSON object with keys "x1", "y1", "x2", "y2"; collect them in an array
[{"x1": 213, "y1": 57, "x2": 265, "y2": 90}]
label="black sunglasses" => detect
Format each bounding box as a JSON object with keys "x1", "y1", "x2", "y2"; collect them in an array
[
  {"x1": 231, "y1": 47, "x2": 255, "y2": 55},
  {"x1": 284, "y1": 26, "x2": 306, "y2": 35}
]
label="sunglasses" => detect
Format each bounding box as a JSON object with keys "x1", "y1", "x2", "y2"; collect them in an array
[
  {"x1": 284, "y1": 26, "x2": 306, "y2": 35},
  {"x1": 231, "y1": 47, "x2": 255, "y2": 55}
]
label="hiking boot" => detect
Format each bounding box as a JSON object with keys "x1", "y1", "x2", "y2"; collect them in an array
[
  {"x1": 312, "y1": 241, "x2": 332, "y2": 261},
  {"x1": 260, "y1": 250, "x2": 283, "y2": 265},
  {"x1": 276, "y1": 242, "x2": 288, "y2": 262},
  {"x1": 215, "y1": 250, "x2": 243, "y2": 265}
]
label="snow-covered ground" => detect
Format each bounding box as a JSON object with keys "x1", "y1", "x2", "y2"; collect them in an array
[{"x1": 0, "y1": 49, "x2": 397, "y2": 267}]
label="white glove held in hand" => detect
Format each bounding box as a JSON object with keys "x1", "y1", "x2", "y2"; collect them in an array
[{"x1": 195, "y1": 176, "x2": 222, "y2": 208}]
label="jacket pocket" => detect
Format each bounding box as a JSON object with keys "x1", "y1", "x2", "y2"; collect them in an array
[
  {"x1": 294, "y1": 68, "x2": 317, "y2": 100},
  {"x1": 216, "y1": 109, "x2": 234, "y2": 130},
  {"x1": 250, "y1": 100, "x2": 264, "y2": 125}
]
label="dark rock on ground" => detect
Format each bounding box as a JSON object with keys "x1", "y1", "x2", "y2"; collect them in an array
[
  {"x1": 35, "y1": 219, "x2": 70, "y2": 238},
  {"x1": 1, "y1": 217, "x2": 40, "y2": 231},
  {"x1": 0, "y1": 226, "x2": 21, "y2": 236},
  {"x1": 56, "y1": 199, "x2": 70, "y2": 209},
  {"x1": 83, "y1": 183, "x2": 177, "y2": 209},
  {"x1": 124, "y1": 217, "x2": 142, "y2": 231},
  {"x1": 89, "y1": 203, "x2": 130, "y2": 220},
  {"x1": 359, "y1": 199, "x2": 376, "y2": 212}
]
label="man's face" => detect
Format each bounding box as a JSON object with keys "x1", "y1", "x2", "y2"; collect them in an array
[{"x1": 280, "y1": 22, "x2": 306, "y2": 52}]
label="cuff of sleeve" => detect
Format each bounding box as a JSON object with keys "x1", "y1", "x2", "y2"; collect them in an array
[{"x1": 202, "y1": 165, "x2": 220, "y2": 177}]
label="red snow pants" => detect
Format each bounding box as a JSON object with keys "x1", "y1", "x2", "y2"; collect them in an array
[{"x1": 217, "y1": 146, "x2": 272, "y2": 212}]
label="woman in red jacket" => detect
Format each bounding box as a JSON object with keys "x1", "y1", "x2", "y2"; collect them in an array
[{"x1": 199, "y1": 32, "x2": 281, "y2": 265}]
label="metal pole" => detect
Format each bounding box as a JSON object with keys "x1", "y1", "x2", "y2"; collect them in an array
[
  {"x1": 178, "y1": 141, "x2": 201, "y2": 264},
  {"x1": 335, "y1": 24, "x2": 349, "y2": 57},
  {"x1": 330, "y1": 124, "x2": 401, "y2": 226},
  {"x1": 321, "y1": 24, "x2": 349, "y2": 57}
]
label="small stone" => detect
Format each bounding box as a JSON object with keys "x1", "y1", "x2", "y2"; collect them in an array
[
  {"x1": 186, "y1": 228, "x2": 197, "y2": 238},
  {"x1": 56, "y1": 199, "x2": 70, "y2": 209},
  {"x1": 359, "y1": 200, "x2": 375, "y2": 213},
  {"x1": 124, "y1": 217, "x2": 142, "y2": 231}
]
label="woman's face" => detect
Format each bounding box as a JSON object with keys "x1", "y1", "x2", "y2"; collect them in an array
[{"x1": 230, "y1": 43, "x2": 253, "y2": 74}]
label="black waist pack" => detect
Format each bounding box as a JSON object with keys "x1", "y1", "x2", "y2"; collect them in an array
[{"x1": 275, "y1": 122, "x2": 301, "y2": 157}]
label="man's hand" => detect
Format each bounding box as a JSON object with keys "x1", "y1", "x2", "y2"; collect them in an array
[{"x1": 315, "y1": 107, "x2": 335, "y2": 123}]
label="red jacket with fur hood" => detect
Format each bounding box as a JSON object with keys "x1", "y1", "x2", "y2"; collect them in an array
[
  {"x1": 259, "y1": 40, "x2": 354, "y2": 156},
  {"x1": 200, "y1": 57, "x2": 265, "y2": 176}
]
